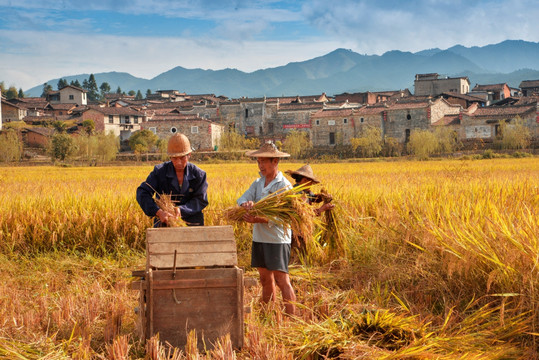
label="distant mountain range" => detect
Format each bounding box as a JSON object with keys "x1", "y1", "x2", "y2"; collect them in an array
[{"x1": 26, "y1": 40, "x2": 539, "y2": 99}]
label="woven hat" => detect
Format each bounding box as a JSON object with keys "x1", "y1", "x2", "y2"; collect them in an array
[
  {"x1": 167, "y1": 133, "x2": 192, "y2": 157},
  {"x1": 246, "y1": 141, "x2": 290, "y2": 158},
  {"x1": 285, "y1": 164, "x2": 320, "y2": 184}
]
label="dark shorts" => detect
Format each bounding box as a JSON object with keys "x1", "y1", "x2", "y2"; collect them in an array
[{"x1": 251, "y1": 242, "x2": 291, "y2": 273}]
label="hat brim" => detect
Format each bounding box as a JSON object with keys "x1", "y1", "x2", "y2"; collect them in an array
[
  {"x1": 285, "y1": 169, "x2": 320, "y2": 183},
  {"x1": 245, "y1": 149, "x2": 290, "y2": 158},
  {"x1": 168, "y1": 150, "x2": 192, "y2": 157}
]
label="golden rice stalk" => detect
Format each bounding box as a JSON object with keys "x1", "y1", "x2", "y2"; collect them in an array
[
  {"x1": 224, "y1": 183, "x2": 319, "y2": 240},
  {"x1": 153, "y1": 192, "x2": 187, "y2": 227},
  {"x1": 319, "y1": 188, "x2": 347, "y2": 258}
]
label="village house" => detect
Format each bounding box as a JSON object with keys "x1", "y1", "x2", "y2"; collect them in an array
[
  {"x1": 519, "y1": 80, "x2": 539, "y2": 96},
  {"x1": 440, "y1": 92, "x2": 486, "y2": 108},
  {"x1": 310, "y1": 108, "x2": 359, "y2": 146},
  {"x1": 24, "y1": 127, "x2": 54, "y2": 148},
  {"x1": 45, "y1": 103, "x2": 78, "y2": 117},
  {"x1": 47, "y1": 85, "x2": 87, "y2": 106},
  {"x1": 73, "y1": 105, "x2": 144, "y2": 141},
  {"x1": 8, "y1": 97, "x2": 49, "y2": 116},
  {"x1": 459, "y1": 101, "x2": 537, "y2": 142},
  {"x1": 1, "y1": 98, "x2": 26, "y2": 122},
  {"x1": 414, "y1": 73, "x2": 470, "y2": 96},
  {"x1": 334, "y1": 90, "x2": 411, "y2": 105},
  {"x1": 383, "y1": 97, "x2": 462, "y2": 143},
  {"x1": 141, "y1": 113, "x2": 223, "y2": 151},
  {"x1": 469, "y1": 83, "x2": 511, "y2": 105}
]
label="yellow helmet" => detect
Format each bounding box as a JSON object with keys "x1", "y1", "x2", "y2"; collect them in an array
[{"x1": 167, "y1": 133, "x2": 192, "y2": 157}]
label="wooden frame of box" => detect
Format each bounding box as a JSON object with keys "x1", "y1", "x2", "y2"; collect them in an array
[{"x1": 133, "y1": 225, "x2": 244, "y2": 350}]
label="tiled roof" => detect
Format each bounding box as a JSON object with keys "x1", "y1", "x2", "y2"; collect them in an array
[
  {"x1": 356, "y1": 105, "x2": 386, "y2": 115},
  {"x1": 432, "y1": 115, "x2": 460, "y2": 126},
  {"x1": 519, "y1": 79, "x2": 539, "y2": 88},
  {"x1": 442, "y1": 92, "x2": 485, "y2": 102},
  {"x1": 48, "y1": 103, "x2": 78, "y2": 110},
  {"x1": 472, "y1": 83, "x2": 507, "y2": 91},
  {"x1": 311, "y1": 108, "x2": 356, "y2": 118},
  {"x1": 84, "y1": 105, "x2": 143, "y2": 116},
  {"x1": 278, "y1": 102, "x2": 324, "y2": 111},
  {"x1": 25, "y1": 127, "x2": 55, "y2": 136},
  {"x1": 468, "y1": 104, "x2": 536, "y2": 117}
]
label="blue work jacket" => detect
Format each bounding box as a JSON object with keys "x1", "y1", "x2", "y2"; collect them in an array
[{"x1": 136, "y1": 161, "x2": 208, "y2": 226}]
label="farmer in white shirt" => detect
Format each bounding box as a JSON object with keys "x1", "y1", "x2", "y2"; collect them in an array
[{"x1": 237, "y1": 141, "x2": 296, "y2": 315}]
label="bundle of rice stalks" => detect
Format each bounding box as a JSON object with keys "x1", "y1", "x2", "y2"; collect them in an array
[
  {"x1": 224, "y1": 183, "x2": 319, "y2": 240},
  {"x1": 153, "y1": 192, "x2": 187, "y2": 227},
  {"x1": 318, "y1": 188, "x2": 347, "y2": 258}
]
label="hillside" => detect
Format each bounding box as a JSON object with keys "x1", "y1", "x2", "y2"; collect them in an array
[{"x1": 25, "y1": 40, "x2": 539, "y2": 98}]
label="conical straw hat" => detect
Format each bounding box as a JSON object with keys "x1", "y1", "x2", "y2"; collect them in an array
[
  {"x1": 285, "y1": 164, "x2": 320, "y2": 183},
  {"x1": 245, "y1": 141, "x2": 290, "y2": 158}
]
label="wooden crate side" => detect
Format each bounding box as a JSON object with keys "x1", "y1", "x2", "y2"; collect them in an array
[
  {"x1": 146, "y1": 267, "x2": 244, "y2": 350},
  {"x1": 146, "y1": 226, "x2": 237, "y2": 269}
]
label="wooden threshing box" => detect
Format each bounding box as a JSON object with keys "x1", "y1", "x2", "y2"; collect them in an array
[{"x1": 133, "y1": 225, "x2": 244, "y2": 350}]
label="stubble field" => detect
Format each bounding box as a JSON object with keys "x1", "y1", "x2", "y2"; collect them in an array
[{"x1": 0, "y1": 158, "x2": 538, "y2": 359}]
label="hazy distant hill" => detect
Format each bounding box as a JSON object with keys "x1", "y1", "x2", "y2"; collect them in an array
[{"x1": 25, "y1": 40, "x2": 539, "y2": 98}]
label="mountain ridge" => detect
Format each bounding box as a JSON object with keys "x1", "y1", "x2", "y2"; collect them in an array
[{"x1": 25, "y1": 40, "x2": 539, "y2": 98}]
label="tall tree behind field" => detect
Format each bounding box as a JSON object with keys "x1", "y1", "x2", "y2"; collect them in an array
[{"x1": 0, "y1": 129, "x2": 22, "y2": 162}]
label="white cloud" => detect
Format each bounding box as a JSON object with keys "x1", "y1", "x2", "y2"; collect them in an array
[{"x1": 0, "y1": 30, "x2": 352, "y2": 90}]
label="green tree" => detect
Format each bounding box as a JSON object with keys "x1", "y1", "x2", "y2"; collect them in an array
[
  {"x1": 100, "y1": 82, "x2": 111, "y2": 99},
  {"x1": 135, "y1": 90, "x2": 143, "y2": 100},
  {"x1": 50, "y1": 133, "x2": 76, "y2": 161},
  {"x1": 218, "y1": 131, "x2": 259, "y2": 151},
  {"x1": 81, "y1": 119, "x2": 95, "y2": 135},
  {"x1": 128, "y1": 90, "x2": 136, "y2": 96},
  {"x1": 146, "y1": 89, "x2": 152, "y2": 98},
  {"x1": 408, "y1": 129, "x2": 438, "y2": 158},
  {"x1": 350, "y1": 126, "x2": 383, "y2": 157},
  {"x1": 129, "y1": 129, "x2": 159, "y2": 161},
  {"x1": 84, "y1": 74, "x2": 99, "y2": 102},
  {"x1": 282, "y1": 130, "x2": 312, "y2": 158},
  {"x1": 17, "y1": 88, "x2": 25, "y2": 98},
  {"x1": 41, "y1": 83, "x2": 53, "y2": 97},
  {"x1": 496, "y1": 118, "x2": 531, "y2": 150},
  {"x1": 0, "y1": 81, "x2": 6, "y2": 94},
  {"x1": 0, "y1": 129, "x2": 22, "y2": 162},
  {"x1": 57, "y1": 78, "x2": 68, "y2": 89},
  {"x1": 433, "y1": 127, "x2": 459, "y2": 154},
  {"x1": 5, "y1": 86, "x2": 18, "y2": 100},
  {"x1": 71, "y1": 79, "x2": 82, "y2": 88},
  {"x1": 116, "y1": 86, "x2": 122, "y2": 94},
  {"x1": 52, "y1": 121, "x2": 68, "y2": 133}
]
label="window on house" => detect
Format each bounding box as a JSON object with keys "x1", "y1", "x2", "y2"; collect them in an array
[
  {"x1": 329, "y1": 132, "x2": 335, "y2": 145},
  {"x1": 328, "y1": 120, "x2": 336, "y2": 126},
  {"x1": 109, "y1": 115, "x2": 113, "y2": 124},
  {"x1": 315, "y1": 120, "x2": 320, "y2": 126},
  {"x1": 69, "y1": 95, "x2": 74, "y2": 100},
  {"x1": 170, "y1": 127, "x2": 177, "y2": 133},
  {"x1": 360, "y1": 117, "x2": 364, "y2": 123},
  {"x1": 191, "y1": 126, "x2": 199, "y2": 134},
  {"x1": 268, "y1": 122, "x2": 274, "y2": 133},
  {"x1": 343, "y1": 118, "x2": 348, "y2": 124},
  {"x1": 149, "y1": 127, "x2": 157, "y2": 134},
  {"x1": 407, "y1": 114, "x2": 411, "y2": 120},
  {"x1": 245, "y1": 109, "x2": 249, "y2": 118},
  {"x1": 125, "y1": 116, "x2": 130, "y2": 124},
  {"x1": 134, "y1": 116, "x2": 139, "y2": 124}
]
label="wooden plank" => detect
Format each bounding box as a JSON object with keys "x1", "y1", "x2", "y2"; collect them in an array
[
  {"x1": 149, "y1": 252, "x2": 237, "y2": 269},
  {"x1": 146, "y1": 226, "x2": 237, "y2": 269},
  {"x1": 143, "y1": 267, "x2": 244, "y2": 350}
]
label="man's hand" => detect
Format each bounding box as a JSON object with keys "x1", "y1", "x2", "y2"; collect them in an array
[
  {"x1": 240, "y1": 202, "x2": 267, "y2": 223},
  {"x1": 156, "y1": 208, "x2": 179, "y2": 225}
]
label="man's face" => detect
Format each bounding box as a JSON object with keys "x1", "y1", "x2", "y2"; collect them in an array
[
  {"x1": 257, "y1": 157, "x2": 278, "y2": 176},
  {"x1": 170, "y1": 154, "x2": 190, "y2": 172}
]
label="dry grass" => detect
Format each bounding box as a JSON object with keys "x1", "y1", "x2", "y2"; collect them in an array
[{"x1": 0, "y1": 158, "x2": 537, "y2": 358}]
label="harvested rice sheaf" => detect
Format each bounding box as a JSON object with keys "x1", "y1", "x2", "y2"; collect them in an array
[
  {"x1": 224, "y1": 183, "x2": 319, "y2": 240},
  {"x1": 153, "y1": 192, "x2": 187, "y2": 227}
]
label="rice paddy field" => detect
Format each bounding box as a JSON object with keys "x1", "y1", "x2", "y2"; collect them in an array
[{"x1": 0, "y1": 157, "x2": 538, "y2": 359}]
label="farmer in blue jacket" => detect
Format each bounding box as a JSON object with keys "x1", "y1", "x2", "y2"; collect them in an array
[{"x1": 136, "y1": 133, "x2": 208, "y2": 227}]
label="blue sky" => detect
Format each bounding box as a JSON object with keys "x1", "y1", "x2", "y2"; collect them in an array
[{"x1": 1, "y1": 0, "x2": 538, "y2": 91}]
